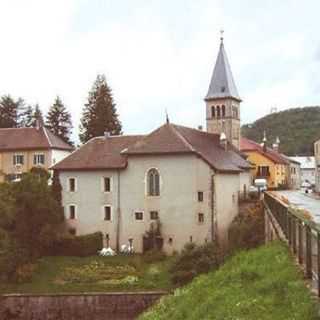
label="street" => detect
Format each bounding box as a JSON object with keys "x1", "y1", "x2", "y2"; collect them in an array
[{"x1": 272, "y1": 190, "x2": 320, "y2": 223}]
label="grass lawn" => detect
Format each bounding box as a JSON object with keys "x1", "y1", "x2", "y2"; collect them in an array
[
  {"x1": 140, "y1": 241, "x2": 320, "y2": 320},
  {"x1": 0, "y1": 254, "x2": 173, "y2": 294}
]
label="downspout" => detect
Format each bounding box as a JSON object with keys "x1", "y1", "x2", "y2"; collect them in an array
[
  {"x1": 116, "y1": 169, "x2": 121, "y2": 252},
  {"x1": 211, "y1": 172, "x2": 216, "y2": 243}
]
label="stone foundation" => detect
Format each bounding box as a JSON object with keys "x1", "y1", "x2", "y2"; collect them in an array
[{"x1": 0, "y1": 291, "x2": 167, "y2": 320}]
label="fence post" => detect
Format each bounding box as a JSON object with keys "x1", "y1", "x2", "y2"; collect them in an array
[
  {"x1": 292, "y1": 217, "x2": 297, "y2": 254},
  {"x1": 288, "y1": 214, "x2": 292, "y2": 246},
  {"x1": 298, "y1": 222, "x2": 303, "y2": 265},
  {"x1": 306, "y1": 225, "x2": 312, "y2": 279},
  {"x1": 318, "y1": 233, "x2": 320, "y2": 297}
]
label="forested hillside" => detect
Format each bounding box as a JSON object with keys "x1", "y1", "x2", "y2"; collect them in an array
[{"x1": 241, "y1": 107, "x2": 320, "y2": 156}]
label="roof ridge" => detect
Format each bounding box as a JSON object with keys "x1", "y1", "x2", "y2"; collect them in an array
[
  {"x1": 43, "y1": 127, "x2": 53, "y2": 147},
  {"x1": 169, "y1": 124, "x2": 195, "y2": 152}
]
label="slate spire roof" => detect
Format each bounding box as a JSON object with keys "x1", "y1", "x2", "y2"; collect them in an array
[{"x1": 205, "y1": 37, "x2": 241, "y2": 101}]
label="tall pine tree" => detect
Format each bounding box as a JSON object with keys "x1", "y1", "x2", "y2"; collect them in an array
[
  {"x1": 79, "y1": 74, "x2": 122, "y2": 143},
  {"x1": 21, "y1": 105, "x2": 34, "y2": 127},
  {"x1": 46, "y1": 96, "x2": 73, "y2": 145},
  {"x1": 0, "y1": 95, "x2": 25, "y2": 128},
  {"x1": 32, "y1": 104, "x2": 44, "y2": 127}
]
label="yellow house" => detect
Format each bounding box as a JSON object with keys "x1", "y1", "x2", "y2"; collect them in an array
[
  {"x1": 240, "y1": 137, "x2": 289, "y2": 189},
  {"x1": 0, "y1": 125, "x2": 73, "y2": 182}
]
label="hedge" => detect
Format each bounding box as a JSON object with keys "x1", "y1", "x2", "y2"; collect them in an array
[{"x1": 50, "y1": 232, "x2": 103, "y2": 257}]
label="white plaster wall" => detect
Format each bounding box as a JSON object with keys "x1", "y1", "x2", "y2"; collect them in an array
[
  {"x1": 50, "y1": 149, "x2": 72, "y2": 167},
  {"x1": 60, "y1": 170, "x2": 119, "y2": 248},
  {"x1": 239, "y1": 170, "x2": 251, "y2": 195},
  {"x1": 214, "y1": 173, "x2": 239, "y2": 247},
  {"x1": 119, "y1": 154, "x2": 213, "y2": 254},
  {"x1": 59, "y1": 155, "x2": 241, "y2": 254}
]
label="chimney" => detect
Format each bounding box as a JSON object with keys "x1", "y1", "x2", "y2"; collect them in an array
[
  {"x1": 198, "y1": 125, "x2": 203, "y2": 131},
  {"x1": 35, "y1": 119, "x2": 41, "y2": 130},
  {"x1": 272, "y1": 136, "x2": 280, "y2": 153},
  {"x1": 104, "y1": 131, "x2": 110, "y2": 139},
  {"x1": 220, "y1": 132, "x2": 227, "y2": 151}
]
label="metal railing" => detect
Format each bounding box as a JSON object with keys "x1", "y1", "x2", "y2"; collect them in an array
[{"x1": 264, "y1": 192, "x2": 320, "y2": 296}]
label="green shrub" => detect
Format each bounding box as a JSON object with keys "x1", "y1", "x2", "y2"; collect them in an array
[
  {"x1": 228, "y1": 202, "x2": 265, "y2": 252},
  {"x1": 170, "y1": 242, "x2": 222, "y2": 286},
  {"x1": 143, "y1": 249, "x2": 167, "y2": 264},
  {"x1": 50, "y1": 232, "x2": 103, "y2": 257}
]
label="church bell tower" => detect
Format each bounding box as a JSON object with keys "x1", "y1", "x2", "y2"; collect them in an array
[{"x1": 205, "y1": 32, "x2": 241, "y2": 149}]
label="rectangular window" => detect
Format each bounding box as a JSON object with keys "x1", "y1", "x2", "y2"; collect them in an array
[
  {"x1": 150, "y1": 211, "x2": 158, "y2": 220},
  {"x1": 69, "y1": 205, "x2": 76, "y2": 219},
  {"x1": 69, "y1": 178, "x2": 76, "y2": 192},
  {"x1": 13, "y1": 154, "x2": 24, "y2": 165},
  {"x1": 135, "y1": 211, "x2": 143, "y2": 220},
  {"x1": 198, "y1": 191, "x2": 204, "y2": 202},
  {"x1": 33, "y1": 154, "x2": 45, "y2": 165},
  {"x1": 258, "y1": 166, "x2": 270, "y2": 177},
  {"x1": 198, "y1": 213, "x2": 204, "y2": 223},
  {"x1": 104, "y1": 206, "x2": 111, "y2": 221},
  {"x1": 103, "y1": 177, "x2": 111, "y2": 192}
]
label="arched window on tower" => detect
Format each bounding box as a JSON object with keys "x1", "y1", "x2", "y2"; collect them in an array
[
  {"x1": 147, "y1": 168, "x2": 160, "y2": 196},
  {"x1": 222, "y1": 105, "x2": 226, "y2": 117},
  {"x1": 211, "y1": 106, "x2": 215, "y2": 118},
  {"x1": 216, "y1": 106, "x2": 221, "y2": 118}
]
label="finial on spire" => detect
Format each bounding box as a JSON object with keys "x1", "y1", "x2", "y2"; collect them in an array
[
  {"x1": 263, "y1": 130, "x2": 267, "y2": 142},
  {"x1": 220, "y1": 29, "x2": 224, "y2": 43},
  {"x1": 165, "y1": 109, "x2": 170, "y2": 124}
]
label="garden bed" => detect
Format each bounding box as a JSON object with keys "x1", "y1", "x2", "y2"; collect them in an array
[{"x1": 0, "y1": 254, "x2": 173, "y2": 294}]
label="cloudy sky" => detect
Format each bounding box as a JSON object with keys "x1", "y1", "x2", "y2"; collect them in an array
[{"x1": 0, "y1": 0, "x2": 319, "y2": 141}]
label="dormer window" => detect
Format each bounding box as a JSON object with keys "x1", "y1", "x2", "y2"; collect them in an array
[{"x1": 221, "y1": 86, "x2": 226, "y2": 92}]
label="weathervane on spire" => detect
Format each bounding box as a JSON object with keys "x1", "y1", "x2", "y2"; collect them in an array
[
  {"x1": 165, "y1": 109, "x2": 170, "y2": 124},
  {"x1": 220, "y1": 29, "x2": 224, "y2": 43}
]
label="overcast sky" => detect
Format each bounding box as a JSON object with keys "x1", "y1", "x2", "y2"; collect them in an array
[{"x1": 0, "y1": 0, "x2": 319, "y2": 141}]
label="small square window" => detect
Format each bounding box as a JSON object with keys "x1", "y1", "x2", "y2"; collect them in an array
[
  {"x1": 135, "y1": 211, "x2": 143, "y2": 220},
  {"x1": 104, "y1": 206, "x2": 111, "y2": 221},
  {"x1": 198, "y1": 213, "x2": 204, "y2": 223},
  {"x1": 13, "y1": 155, "x2": 24, "y2": 165},
  {"x1": 103, "y1": 177, "x2": 111, "y2": 192},
  {"x1": 69, "y1": 205, "x2": 76, "y2": 219},
  {"x1": 198, "y1": 191, "x2": 203, "y2": 202},
  {"x1": 69, "y1": 178, "x2": 76, "y2": 192},
  {"x1": 34, "y1": 154, "x2": 45, "y2": 165},
  {"x1": 150, "y1": 211, "x2": 158, "y2": 220}
]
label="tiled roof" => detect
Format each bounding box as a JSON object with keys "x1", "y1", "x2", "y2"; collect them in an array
[
  {"x1": 124, "y1": 123, "x2": 250, "y2": 172},
  {"x1": 53, "y1": 123, "x2": 250, "y2": 172},
  {"x1": 205, "y1": 40, "x2": 241, "y2": 101},
  {"x1": 0, "y1": 126, "x2": 73, "y2": 151},
  {"x1": 52, "y1": 135, "x2": 144, "y2": 170},
  {"x1": 240, "y1": 137, "x2": 289, "y2": 165}
]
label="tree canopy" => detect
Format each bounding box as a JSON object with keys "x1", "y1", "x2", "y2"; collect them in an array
[
  {"x1": 79, "y1": 74, "x2": 122, "y2": 143},
  {"x1": 241, "y1": 106, "x2": 320, "y2": 156},
  {"x1": 46, "y1": 96, "x2": 73, "y2": 145}
]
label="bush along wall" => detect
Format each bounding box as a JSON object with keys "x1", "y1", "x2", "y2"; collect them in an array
[{"x1": 50, "y1": 232, "x2": 103, "y2": 257}]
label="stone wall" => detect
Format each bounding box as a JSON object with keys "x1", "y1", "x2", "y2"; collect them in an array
[{"x1": 0, "y1": 291, "x2": 167, "y2": 320}]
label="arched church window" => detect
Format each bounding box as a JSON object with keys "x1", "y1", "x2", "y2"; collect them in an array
[
  {"x1": 216, "y1": 106, "x2": 221, "y2": 118},
  {"x1": 147, "y1": 168, "x2": 160, "y2": 196},
  {"x1": 222, "y1": 105, "x2": 226, "y2": 117},
  {"x1": 211, "y1": 106, "x2": 215, "y2": 118}
]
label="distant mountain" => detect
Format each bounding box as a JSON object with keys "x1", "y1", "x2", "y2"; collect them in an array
[{"x1": 241, "y1": 106, "x2": 320, "y2": 156}]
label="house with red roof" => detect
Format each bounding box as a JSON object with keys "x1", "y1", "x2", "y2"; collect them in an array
[
  {"x1": 0, "y1": 122, "x2": 73, "y2": 182},
  {"x1": 52, "y1": 35, "x2": 252, "y2": 253},
  {"x1": 240, "y1": 136, "x2": 290, "y2": 189}
]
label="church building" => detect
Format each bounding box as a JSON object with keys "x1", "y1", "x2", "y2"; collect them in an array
[{"x1": 52, "y1": 36, "x2": 251, "y2": 253}]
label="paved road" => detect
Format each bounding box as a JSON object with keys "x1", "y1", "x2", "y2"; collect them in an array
[{"x1": 273, "y1": 190, "x2": 320, "y2": 223}]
